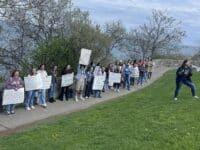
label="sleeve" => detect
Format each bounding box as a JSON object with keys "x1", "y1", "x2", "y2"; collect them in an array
[{"x1": 5, "y1": 78, "x2": 13, "y2": 89}]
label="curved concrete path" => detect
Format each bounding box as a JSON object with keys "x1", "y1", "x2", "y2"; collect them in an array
[{"x1": 0, "y1": 67, "x2": 172, "y2": 134}]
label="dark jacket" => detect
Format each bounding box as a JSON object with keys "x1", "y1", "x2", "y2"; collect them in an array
[{"x1": 176, "y1": 66, "x2": 192, "y2": 81}]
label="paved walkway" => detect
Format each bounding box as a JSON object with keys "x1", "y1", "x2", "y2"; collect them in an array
[{"x1": 0, "y1": 67, "x2": 172, "y2": 134}]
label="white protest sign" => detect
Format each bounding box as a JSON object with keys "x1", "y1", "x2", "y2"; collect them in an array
[
  {"x1": 109, "y1": 72, "x2": 121, "y2": 86},
  {"x1": 79, "y1": 48, "x2": 92, "y2": 65},
  {"x1": 3, "y1": 88, "x2": 24, "y2": 105},
  {"x1": 61, "y1": 73, "x2": 74, "y2": 87},
  {"x1": 92, "y1": 75, "x2": 106, "y2": 90},
  {"x1": 24, "y1": 74, "x2": 43, "y2": 91},
  {"x1": 41, "y1": 76, "x2": 52, "y2": 89}
]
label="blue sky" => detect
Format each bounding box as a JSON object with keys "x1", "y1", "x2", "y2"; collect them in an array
[{"x1": 73, "y1": 0, "x2": 200, "y2": 47}]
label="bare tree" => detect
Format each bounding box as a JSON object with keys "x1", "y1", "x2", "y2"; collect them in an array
[{"x1": 130, "y1": 10, "x2": 186, "y2": 58}]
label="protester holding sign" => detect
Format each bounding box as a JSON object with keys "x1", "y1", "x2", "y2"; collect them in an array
[
  {"x1": 5, "y1": 70, "x2": 24, "y2": 115},
  {"x1": 37, "y1": 64, "x2": 48, "y2": 108},
  {"x1": 48, "y1": 65, "x2": 58, "y2": 103},
  {"x1": 93, "y1": 64, "x2": 103, "y2": 98},
  {"x1": 75, "y1": 65, "x2": 86, "y2": 102},
  {"x1": 113, "y1": 65, "x2": 122, "y2": 93},
  {"x1": 174, "y1": 60, "x2": 199, "y2": 101},
  {"x1": 25, "y1": 67, "x2": 38, "y2": 111},
  {"x1": 59, "y1": 65, "x2": 73, "y2": 101}
]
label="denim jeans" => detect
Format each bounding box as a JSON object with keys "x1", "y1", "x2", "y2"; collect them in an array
[
  {"x1": 6, "y1": 104, "x2": 15, "y2": 112},
  {"x1": 25, "y1": 90, "x2": 36, "y2": 108},
  {"x1": 38, "y1": 89, "x2": 46, "y2": 105},
  {"x1": 48, "y1": 83, "x2": 57, "y2": 99},
  {"x1": 94, "y1": 90, "x2": 101, "y2": 98},
  {"x1": 175, "y1": 79, "x2": 196, "y2": 97},
  {"x1": 124, "y1": 74, "x2": 130, "y2": 90},
  {"x1": 138, "y1": 73, "x2": 145, "y2": 85}
]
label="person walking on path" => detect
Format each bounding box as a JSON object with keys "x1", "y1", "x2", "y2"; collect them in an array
[{"x1": 174, "y1": 60, "x2": 199, "y2": 101}]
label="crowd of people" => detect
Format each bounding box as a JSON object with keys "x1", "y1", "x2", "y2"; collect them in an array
[{"x1": 1, "y1": 58, "x2": 155, "y2": 115}]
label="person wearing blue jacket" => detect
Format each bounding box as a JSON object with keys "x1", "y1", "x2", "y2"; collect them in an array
[
  {"x1": 174, "y1": 60, "x2": 199, "y2": 101},
  {"x1": 123, "y1": 64, "x2": 131, "y2": 91}
]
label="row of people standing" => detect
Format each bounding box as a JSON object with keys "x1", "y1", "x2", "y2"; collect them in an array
[{"x1": 3, "y1": 58, "x2": 154, "y2": 115}]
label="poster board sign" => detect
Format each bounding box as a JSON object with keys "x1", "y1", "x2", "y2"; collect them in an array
[
  {"x1": 109, "y1": 72, "x2": 121, "y2": 86},
  {"x1": 92, "y1": 75, "x2": 106, "y2": 90},
  {"x1": 2, "y1": 88, "x2": 24, "y2": 105},
  {"x1": 41, "y1": 76, "x2": 52, "y2": 89},
  {"x1": 79, "y1": 48, "x2": 92, "y2": 65},
  {"x1": 24, "y1": 74, "x2": 43, "y2": 91},
  {"x1": 61, "y1": 73, "x2": 74, "y2": 87}
]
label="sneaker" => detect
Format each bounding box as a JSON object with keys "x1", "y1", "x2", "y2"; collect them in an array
[
  {"x1": 31, "y1": 106, "x2": 35, "y2": 109},
  {"x1": 26, "y1": 107, "x2": 31, "y2": 111},
  {"x1": 85, "y1": 96, "x2": 89, "y2": 99},
  {"x1": 11, "y1": 111, "x2": 15, "y2": 114},
  {"x1": 6, "y1": 111, "x2": 10, "y2": 115},
  {"x1": 80, "y1": 96, "x2": 85, "y2": 101},
  {"x1": 75, "y1": 96, "x2": 79, "y2": 102},
  {"x1": 41, "y1": 103, "x2": 47, "y2": 108},
  {"x1": 174, "y1": 97, "x2": 178, "y2": 101},
  {"x1": 194, "y1": 96, "x2": 199, "y2": 99}
]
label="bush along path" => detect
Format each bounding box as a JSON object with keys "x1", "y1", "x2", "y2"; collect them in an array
[{"x1": 0, "y1": 66, "x2": 171, "y2": 134}]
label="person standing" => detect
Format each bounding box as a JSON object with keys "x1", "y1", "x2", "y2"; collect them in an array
[
  {"x1": 37, "y1": 64, "x2": 48, "y2": 108},
  {"x1": 5, "y1": 70, "x2": 23, "y2": 115},
  {"x1": 59, "y1": 65, "x2": 73, "y2": 101},
  {"x1": 148, "y1": 58, "x2": 154, "y2": 80},
  {"x1": 48, "y1": 65, "x2": 58, "y2": 103},
  {"x1": 25, "y1": 67, "x2": 37, "y2": 111},
  {"x1": 123, "y1": 63, "x2": 131, "y2": 91},
  {"x1": 75, "y1": 65, "x2": 86, "y2": 102},
  {"x1": 132, "y1": 62, "x2": 140, "y2": 86},
  {"x1": 174, "y1": 60, "x2": 199, "y2": 101}
]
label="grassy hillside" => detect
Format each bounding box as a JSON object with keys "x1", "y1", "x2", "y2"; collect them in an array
[{"x1": 0, "y1": 70, "x2": 200, "y2": 150}]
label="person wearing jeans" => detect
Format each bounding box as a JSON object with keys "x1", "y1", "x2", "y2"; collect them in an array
[
  {"x1": 37, "y1": 64, "x2": 48, "y2": 108},
  {"x1": 5, "y1": 69, "x2": 24, "y2": 115},
  {"x1": 123, "y1": 64, "x2": 131, "y2": 91},
  {"x1": 85, "y1": 67, "x2": 94, "y2": 99},
  {"x1": 25, "y1": 67, "x2": 37, "y2": 111},
  {"x1": 48, "y1": 65, "x2": 58, "y2": 103},
  {"x1": 174, "y1": 60, "x2": 199, "y2": 101}
]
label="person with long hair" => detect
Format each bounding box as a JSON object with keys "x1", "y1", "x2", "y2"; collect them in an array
[
  {"x1": 59, "y1": 65, "x2": 73, "y2": 101},
  {"x1": 48, "y1": 65, "x2": 58, "y2": 103},
  {"x1": 174, "y1": 60, "x2": 199, "y2": 101},
  {"x1": 37, "y1": 64, "x2": 48, "y2": 108},
  {"x1": 25, "y1": 67, "x2": 37, "y2": 111},
  {"x1": 5, "y1": 69, "x2": 23, "y2": 115}
]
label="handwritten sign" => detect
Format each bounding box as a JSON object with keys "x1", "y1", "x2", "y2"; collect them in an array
[
  {"x1": 109, "y1": 72, "x2": 121, "y2": 86},
  {"x1": 79, "y1": 48, "x2": 92, "y2": 65},
  {"x1": 24, "y1": 74, "x2": 43, "y2": 91},
  {"x1": 2, "y1": 88, "x2": 24, "y2": 105},
  {"x1": 92, "y1": 75, "x2": 106, "y2": 90},
  {"x1": 61, "y1": 73, "x2": 74, "y2": 87}
]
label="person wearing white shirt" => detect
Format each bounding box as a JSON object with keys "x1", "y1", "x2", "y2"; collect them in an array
[{"x1": 37, "y1": 64, "x2": 48, "y2": 108}]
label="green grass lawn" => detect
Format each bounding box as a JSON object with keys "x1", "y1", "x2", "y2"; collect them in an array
[{"x1": 1, "y1": 70, "x2": 200, "y2": 150}]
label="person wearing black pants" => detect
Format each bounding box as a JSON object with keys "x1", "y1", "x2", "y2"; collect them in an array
[
  {"x1": 174, "y1": 60, "x2": 199, "y2": 101},
  {"x1": 59, "y1": 65, "x2": 73, "y2": 101}
]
